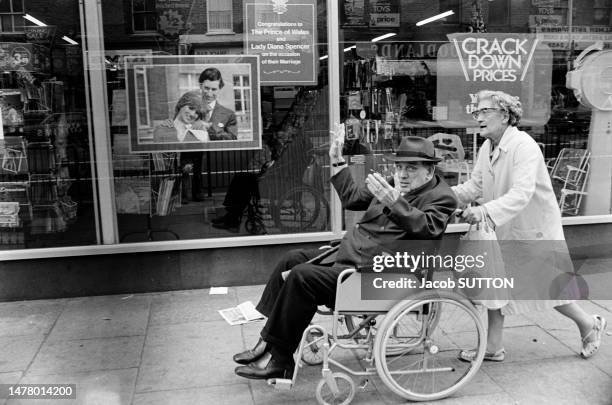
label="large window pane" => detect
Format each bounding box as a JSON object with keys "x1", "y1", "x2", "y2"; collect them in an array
[
  {"x1": 338, "y1": 0, "x2": 610, "y2": 223},
  {"x1": 102, "y1": 0, "x2": 330, "y2": 242},
  {"x1": 0, "y1": 0, "x2": 97, "y2": 249}
]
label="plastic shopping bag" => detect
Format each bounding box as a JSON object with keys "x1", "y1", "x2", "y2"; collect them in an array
[{"x1": 455, "y1": 211, "x2": 509, "y2": 309}]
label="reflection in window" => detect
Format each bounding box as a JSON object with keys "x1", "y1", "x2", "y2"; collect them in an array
[
  {"x1": 135, "y1": 67, "x2": 151, "y2": 128},
  {"x1": 0, "y1": 0, "x2": 24, "y2": 33},
  {"x1": 207, "y1": 0, "x2": 233, "y2": 32},
  {"x1": 439, "y1": 0, "x2": 460, "y2": 23},
  {"x1": 488, "y1": 0, "x2": 509, "y2": 26},
  {"x1": 233, "y1": 74, "x2": 250, "y2": 132},
  {"x1": 132, "y1": 0, "x2": 157, "y2": 33}
]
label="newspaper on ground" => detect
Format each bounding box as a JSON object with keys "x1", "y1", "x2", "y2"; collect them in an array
[{"x1": 219, "y1": 301, "x2": 265, "y2": 325}]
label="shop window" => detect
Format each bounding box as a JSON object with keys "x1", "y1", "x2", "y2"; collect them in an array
[
  {"x1": 207, "y1": 0, "x2": 233, "y2": 33},
  {"x1": 0, "y1": 0, "x2": 24, "y2": 33},
  {"x1": 132, "y1": 0, "x2": 157, "y2": 33}
]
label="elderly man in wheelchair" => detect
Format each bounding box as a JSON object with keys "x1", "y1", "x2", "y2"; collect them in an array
[{"x1": 233, "y1": 135, "x2": 458, "y2": 387}]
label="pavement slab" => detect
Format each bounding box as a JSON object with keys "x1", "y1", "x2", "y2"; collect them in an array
[
  {"x1": 137, "y1": 320, "x2": 242, "y2": 392},
  {"x1": 0, "y1": 299, "x2": 66, "y2": 338},
  {"x1": 27, "y1": 336, "x2": 144, "y2": 376},
  {"x1": 149, "y1": 288, "x2": 238, "y2": 326},
  {"x1": 47, "y1": 295, "x2": 150, "y2": 341},
  {"x1": 7, "y1": 369, "x2": 137, "y2": 405},
  {"x1": 132, "y1": 383, "x2": 253, "y2": 405},
  {"x1": 484, "y1": 356, "x2": 612, "y2": 405},
  {"x1": 0, "y1": 335, "x2": 45, "y2": 373}
]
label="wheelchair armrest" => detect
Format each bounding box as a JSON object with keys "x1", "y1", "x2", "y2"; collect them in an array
[
  {"x1": 319, "y1": 240, "x2": 342, "y2": 250},
  {"x1": 336, "y1": 268, "x2": 357, "y2": 294},
  {"x1": 307, "y1": 244, "x2": 340, "y2": 264}
]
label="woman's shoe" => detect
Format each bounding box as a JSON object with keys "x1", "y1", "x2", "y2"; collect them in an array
[
  {"x1": 581, "y1": 315, "x2": 607, "y2": 359},
  {"x1": 458, "y1": 348, "x2": 505, "y2": 362}
]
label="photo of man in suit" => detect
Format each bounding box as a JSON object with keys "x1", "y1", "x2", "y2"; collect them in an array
[
  {"x1": 199, "y1": 67, "x2": 238, "y2": 140},
  {"x1": 183, "y1": 67, "x2": 238, "y2": 200}
]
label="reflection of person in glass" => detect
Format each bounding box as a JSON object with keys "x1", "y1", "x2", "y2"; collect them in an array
[
  {"x1": 199, "y1": 67, "x2": 238, "y2": 140},
  {"x1": 152, "y1": 91, "x2": 208, "y2": 143}
]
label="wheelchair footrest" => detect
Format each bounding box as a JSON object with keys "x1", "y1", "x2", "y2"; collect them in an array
[{"x1": 267, "y1": 378, "x2": 293, "y2": 390}]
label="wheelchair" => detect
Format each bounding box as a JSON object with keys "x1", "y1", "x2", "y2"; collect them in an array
[{"x1": 267, "y1": 245, "x2": 487, "y2": 404}]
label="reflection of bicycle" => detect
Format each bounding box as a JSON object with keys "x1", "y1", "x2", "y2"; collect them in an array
[{"x1": 244, "y1": 147, "x2": 330, "y2": 234}]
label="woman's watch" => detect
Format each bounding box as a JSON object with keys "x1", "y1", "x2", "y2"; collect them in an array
[{"x1": 332, "y1": 160, "x2": 347, "y2": 167}]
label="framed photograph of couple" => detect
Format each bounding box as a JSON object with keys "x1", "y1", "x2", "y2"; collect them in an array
[{"x1": 124, "y1": 55, "x2": 262, "y2": 153}]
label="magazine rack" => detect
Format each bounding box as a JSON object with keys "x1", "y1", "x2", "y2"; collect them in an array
[{"x1": 119, "y1": 152, "x2": 181, "y2": 241}]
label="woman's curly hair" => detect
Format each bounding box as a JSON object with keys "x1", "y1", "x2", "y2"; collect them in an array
[
  {"x1": 476, "y1": 90, "x2": 523, "y2": 126},
  {"x1": 174, "y1": 90, "x2": 207, "y2": 120}
]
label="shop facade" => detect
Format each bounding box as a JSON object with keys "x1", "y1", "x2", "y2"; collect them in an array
[{"x1": 1, "y1": 0, "x2": 611, "y2": 300}]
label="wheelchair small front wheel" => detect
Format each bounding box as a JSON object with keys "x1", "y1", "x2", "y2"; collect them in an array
[
  {"x1": 315, "y1": 372, "x2": 356, "y2": 405},
  {"x1": 374, "y1": 290, "x2": 485, "y2": 402},
  {"x1": 301, "y1": 329, "x2": 326, "y2": 365}
]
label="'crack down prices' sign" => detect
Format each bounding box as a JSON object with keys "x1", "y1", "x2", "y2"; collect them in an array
[
  {"x1": 436, "y1": 33, "x2": 553, "y2": 128},
  {"x1": 245, "y1": 1, "x2": 317, "y2": 85}
]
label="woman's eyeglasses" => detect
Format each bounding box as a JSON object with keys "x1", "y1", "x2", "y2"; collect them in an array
[{"x1": 471, "y1": 107, "x2": 504, "y2": 119}]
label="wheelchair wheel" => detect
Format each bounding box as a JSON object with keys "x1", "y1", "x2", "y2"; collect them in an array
[
  {"x1": 245, "y1": 217, "x2": 266, "y2": 235},
  {"x1": 273, "y1": 186, "x2": 329, "y2": 232},
  {"x1": 374, "y1": 290, "x2": 485, "y2": 402},
  {"x1": 315, "y1": 372, "x2": 356, "y2": 405},
  {"x1": 302, "y1": 329, "x2": 326, "y2": 365}
]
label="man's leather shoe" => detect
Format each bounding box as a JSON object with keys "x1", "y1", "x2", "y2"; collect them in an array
[
  {"x1": 235, "y1": 351, "x2": 294, "y2": 380},
  {"x1": 233, "y1": 338, "x2": 267, "y2": 365}
]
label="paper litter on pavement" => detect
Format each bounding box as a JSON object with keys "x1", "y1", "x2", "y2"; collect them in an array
[
  {"x1": 219, "y1": 301, "x2": 264, "y2": 325},
  {"x1": 209, "y1": 287, "x2": 229, "y2": 295}
]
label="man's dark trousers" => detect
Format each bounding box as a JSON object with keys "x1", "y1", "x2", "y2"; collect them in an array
[
  {"x1": 255, "y1": 248, "x2": 345, "y2": 356},
  {"x1": 182, "y1": 152, "x2": 203, "y2": 198}
]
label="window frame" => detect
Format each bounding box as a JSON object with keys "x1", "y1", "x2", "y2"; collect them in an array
[
  {"x1": 206, "y1": 0, "x2": 234, "y2": 34},
  {"x1": 0, "y1": 0, "x2": 25, "y2": 34},
  {"x1": 131, "y1": 0, "x2": 157, "y2": 34},
  {"x1": 134, "y1": 66, "x2": 151, "y2": 129},
  {"x1": 232, "y1": 73, "x2": 250, "y2": 129}
]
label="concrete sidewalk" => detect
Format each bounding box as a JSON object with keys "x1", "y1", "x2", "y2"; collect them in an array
[{"x1": 0, "y1": 286, "x2": 610, "y2": 405}]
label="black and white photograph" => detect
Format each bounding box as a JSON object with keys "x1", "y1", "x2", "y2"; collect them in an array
[
  {"x1": 1, "y1": 1, "x2": 611, "y2": 404},
  {"x1": 125, "y1": 55, "x2": 261, "y2": 152}
]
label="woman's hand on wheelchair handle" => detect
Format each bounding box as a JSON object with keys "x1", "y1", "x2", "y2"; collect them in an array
[{"x1": 460, "y1": 206, "x2": 483, "y2": 225}]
